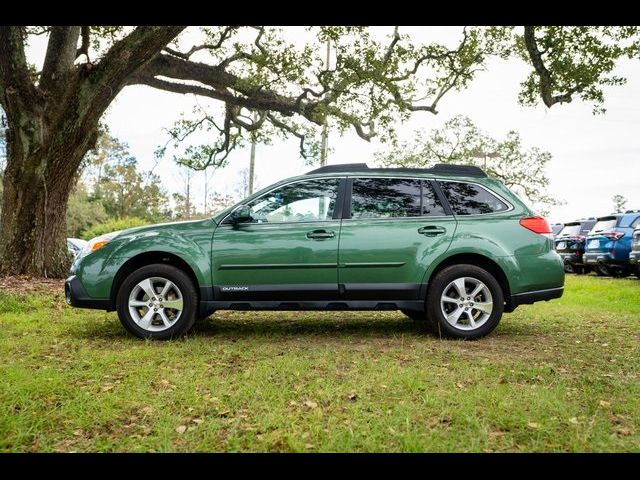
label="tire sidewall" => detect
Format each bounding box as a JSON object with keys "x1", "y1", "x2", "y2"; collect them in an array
[
  {"x1": 427, "y1": 264, "x2": 504, "y2": 340},
  {"x1": 116, "y1": 264, "x2": 198, "y2": 340}
]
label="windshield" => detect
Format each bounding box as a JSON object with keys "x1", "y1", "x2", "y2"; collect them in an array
[
  {"x1": 590, "y1": 218, "x2": 617, "y2": 234},
  {"x1": 558, "y1": 224, "x2": 581, "y2": 236}
]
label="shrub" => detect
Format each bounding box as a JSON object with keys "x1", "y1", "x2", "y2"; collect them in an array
[{"x1": 80, "y1": 217, "x2": 150, "y2": 240}]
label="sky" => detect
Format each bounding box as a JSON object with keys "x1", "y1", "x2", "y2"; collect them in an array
[{"x1": 25, "y1": 27, "x2": 640, "y2": 223}]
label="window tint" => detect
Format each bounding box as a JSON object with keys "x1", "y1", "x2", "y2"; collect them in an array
[
  {"x1": 580, "y1": 220, "x2": 596, "y2": 235},
  {"x1": 590, "y1": 218, "x2": 617, "y2": 233},
  {"x1": 440, "y1": 181, "x2": 509, "y2": 215},
  {"x1": 350, "y1": 178, "x2": 445, "y2": 219},
  {"x1": 245, "y1": 178, "x2": 339, "y2": 223},
  {"x1": 622, "y1": 216, "x2": 640, "y2": 228},
  {"x1": 559, "y1": 224, "x2": 581, "y2": 236}
]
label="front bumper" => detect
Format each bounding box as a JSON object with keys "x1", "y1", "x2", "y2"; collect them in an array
[
  {"x1": 65, "y1": 275, "x2": 111, "y2": 310},
  {"x1": 505, "y1": 286, "x2": 564, "y2": 312}
]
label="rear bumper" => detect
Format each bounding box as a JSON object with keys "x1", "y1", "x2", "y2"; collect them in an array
[
  {"x1": 506, "y1": 287, "x2": 563, "y2": 312},
  {"x1": 65, "y1": 275, "x2": 111, "y2": 310},
  {"x1": 557, "y1": 252, "x2": 584, "y2": 265},
  {"x1": 583, "y1": 252, "x2": 628, "y2": 267}
]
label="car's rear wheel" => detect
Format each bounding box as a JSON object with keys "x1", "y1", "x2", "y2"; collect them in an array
[
  {"x1": 595, "y1": 264, "x2": 610, "y2": 276},
  {"x1": 116, "y1": 264, "x2": 198, "y2": 340},
  {"x1": 426, "y1": 265, "x2": 504, "y2": 340}
]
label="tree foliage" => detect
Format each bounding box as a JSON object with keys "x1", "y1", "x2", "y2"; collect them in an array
[
  {"x1": 376, "y1": 115, "x2": 560, "y2": 214},
  {"x1": 612, "y1": 194, "x2": 627, "y2": 213},
  {"x1": 80, "y1": 216, "x2": 149, "y2": 241},
  {"x1": 66, "y1": 182, "x2": 108, "y2": 238},
  {"x1": 86, "y1": 135, "x2": 169, "y2": 221},
  {"x1": 510, "y1": 26, "x2": 640, "y2": 114}
]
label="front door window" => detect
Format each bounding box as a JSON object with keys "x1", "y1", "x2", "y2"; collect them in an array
[{"x1": 245, "y1": 178, "x2": 340, "y2": 223}]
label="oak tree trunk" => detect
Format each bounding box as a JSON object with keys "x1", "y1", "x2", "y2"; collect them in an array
[{"x1": 0, "y1": 83, "x2": 100, "y2": 277}]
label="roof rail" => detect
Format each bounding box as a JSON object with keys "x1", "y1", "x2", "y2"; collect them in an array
[
  {"x1": 306, "y1": 163, "x2": 487, "y2": 178},
  {"x1": 306, "y1": 163, "x2": 369, "y2": 174},
  {"x1": 625, "y1": 209, "x2": 640, "y2": 213}
]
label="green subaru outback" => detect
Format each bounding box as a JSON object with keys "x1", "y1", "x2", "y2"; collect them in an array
[{"x1": 66, "y1": 163, "x2": 564, "y2": 340}]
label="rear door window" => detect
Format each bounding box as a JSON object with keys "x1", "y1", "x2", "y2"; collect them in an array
[
  {"x1": 439, "y1": 181, "x2": 509, "y2": 215},
  {"x1": 350, "y1": 178, "x2": 446, "y2": 219}
]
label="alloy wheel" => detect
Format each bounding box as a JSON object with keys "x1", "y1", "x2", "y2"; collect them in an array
[
  {"x1": 440, "y1": 276, "x2": 493, "y2": 331},
  {"x1": 128, "y1": 277, "x2": 184, "y2": 332}
]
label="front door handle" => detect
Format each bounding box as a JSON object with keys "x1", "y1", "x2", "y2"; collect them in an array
[
  {"x1": 418, "y1": 226, "x2": 447, "y2": 237},
  {"x1": 306, "y1": 229, "x2": 335, "y2": 240}
]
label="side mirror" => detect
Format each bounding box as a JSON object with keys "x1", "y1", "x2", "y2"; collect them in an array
[{"x1": 229, "y1": 204, "x2": 253, "y2": 224}]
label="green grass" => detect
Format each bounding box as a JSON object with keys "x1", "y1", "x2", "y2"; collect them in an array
[{"x1": 1, "y1": 275, "x2": 638, "y2": 452}]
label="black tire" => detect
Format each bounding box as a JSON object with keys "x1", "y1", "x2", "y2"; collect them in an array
[
  {"x1": 595, "y1": 265, "x2": 610, "y2": 276},
  {"x1": 634, "y1": 265, "x2": 640, "y2": 278},
  {"x1": 564, "y1": 263, "x2": 574, "y2": 274},
  {"x1": 426, "y1": 264, "x2": 504, "y2": 340},
  {"x1": 400, "y1": 309, "x2": 427, "y2": 321},
  {"x1": 116, "y1": 264, "x2": 198, "y2": 340}
]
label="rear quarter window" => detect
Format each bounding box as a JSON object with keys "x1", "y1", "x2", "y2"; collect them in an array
[{"x1": 439, "y1": 181, "x2": 509, "y2": 215}]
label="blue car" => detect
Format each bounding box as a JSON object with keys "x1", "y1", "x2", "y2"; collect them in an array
[
  {"x1": 554, "y1": 218, "x2": 597, "y2": 274},
  {"x1": 584, "y1": 210, "x2": 640, "y2": 277},
  {"x1": 629, "y1": 225, "x2": 640, "y2": 277}
]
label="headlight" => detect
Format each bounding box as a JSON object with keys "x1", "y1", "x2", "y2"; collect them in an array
[{"x1": 78, "y1": 230, "x2": 123, "y2": 260}]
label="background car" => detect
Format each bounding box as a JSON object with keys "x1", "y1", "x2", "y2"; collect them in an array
[
  {"x1": 550, "y1": 223, "x2": 564, "y2": 238},
  {"x1": 554, "y1": 218, "x2": 597, "y2": 274},
  {"x1": 629, "y1": 225, "x2": 640, "y2": 277},
  {"x1": 67, "y1": 238, "x2": 88, "y2": 259},
  {"x1": 584, "y1": 210, "x2": 640, "y2": 277}
]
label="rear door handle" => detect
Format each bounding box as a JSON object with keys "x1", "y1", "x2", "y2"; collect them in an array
[
  {"x1": 418, "y1": 226, "x2": 446, "y2": 237},
  {"x1": 306, "y1": 229, "x2": 335, "y2": 240}
]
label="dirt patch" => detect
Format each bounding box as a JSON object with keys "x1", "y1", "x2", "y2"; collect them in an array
[{"x1": 0, "y1": 275, "x2": 65, "y2": 295}]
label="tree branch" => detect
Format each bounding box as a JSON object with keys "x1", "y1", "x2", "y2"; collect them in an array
[
  {"x1": 523, "y1": 26, "x2": 573, "y2": 108},
  {"x1": 76, "y1": 26, "x2": 91, "y2": 61},
  {"x1": 0, "y1": 26, "x2": 40, "y2": 110},
  {"x1": 40, "y1": 27, "x2": 82, "y2": 93},
  {"x1": 131, "y1": 53, "x2": 318, "y2": 121},
  {"x1": 85, "y1": 26, "x2": 185, "y2": 117}
]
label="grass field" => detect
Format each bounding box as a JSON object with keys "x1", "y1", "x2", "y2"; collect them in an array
[{"x1": 0, "y1": 275, "x2": 638, "y2": 452}]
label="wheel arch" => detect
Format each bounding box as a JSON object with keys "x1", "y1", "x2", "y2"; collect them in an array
[
  {"x1": 110, "y1": 251, "x2": 201, "y2": 307},
  {"x1": 425, "y1": 253, "x2": 511, "y2": 306}
]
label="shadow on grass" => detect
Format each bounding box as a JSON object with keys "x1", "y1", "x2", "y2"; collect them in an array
[{"x1": 67, "y1": 310, "x2": 548, "y2": 343}]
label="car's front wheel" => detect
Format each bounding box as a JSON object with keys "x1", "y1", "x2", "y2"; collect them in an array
[
  {"x1": 116, "y1": 264, "x2": 198, "y2": 340},
  {"x1": 426, "y1": 264, "x2": 504, "y2": 340}
]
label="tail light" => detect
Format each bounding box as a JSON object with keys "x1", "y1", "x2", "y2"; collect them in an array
[
  {"x1": 603, "y1": 231, "x2": 624, "y2": 241},
  {"x1": 520, "y1": 217, "x2": 552, "y2": 236}
]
